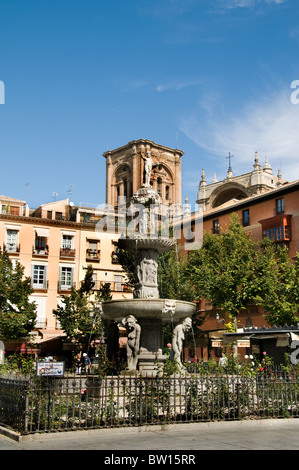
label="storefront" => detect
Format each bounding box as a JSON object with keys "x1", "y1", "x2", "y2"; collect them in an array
[{"x1": 223, "y1": 325, "x2": 299, "y2": 365}]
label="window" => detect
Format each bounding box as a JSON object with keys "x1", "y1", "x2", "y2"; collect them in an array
[
  {"x1": 263, "y1": 226, "x2": 285, "y2": 242},
  {"x1": 86, "y1": 240, "x2": 100, "y2": 261},
  {"x1": 213, "y1": 219, "x2": 220, "y2": 234},
  {"x1": 62, "y1": 235, "x2": 73, "y2": 249},
  {"x1": 276, "y1": 226, "x2": 284, "y2": 240},
  {"x1": 55, "y1": 212, "x2": 63, "y2": 220},
  {"x1": 165, "y1": 185, "x2": 169, "y2": 200},
  {"x1": 157, "y1": 177, "x2": 162, "y2": 196},
  {"x1": 89, "y1": 240, "x2": 97, "y2": 252},
  {"x1": 32, "y1": 297, "x2": 47, "y2": 328},
  {"x1": 10, "y1": 206, "x2": 20, "y2": 216},
  {"x1": 35, "y1": 236, "x2": 47, "y2": 252},
  {"x1": 276, "y1": 198, "x2": 284, "y2": 214},
  {"x1": 242, "y1": 209, "x2": 250, "y2": 227},
  {"x1": 59, "y1": 267, "x2": 74, "y2": 289},
  {"x1": 114, "y1": 275, "x2": 122, "y2": 292},
  {"x1": 111, "y1": 241, "x2": 119, "y2": 263},
  {"x1": 33, "y1": 228, "x2": 49, "y2": 255},
  {"x1": 32, "y1": 265, "x2": 47, "y2": 289},
  {"x1": 6, "y1": 229, "x2": 19, "y2": 252}
]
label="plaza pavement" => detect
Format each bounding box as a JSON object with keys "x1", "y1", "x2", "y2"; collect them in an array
[{"x1": 0, "y1": 418, "x2": 299, "y2": 452}]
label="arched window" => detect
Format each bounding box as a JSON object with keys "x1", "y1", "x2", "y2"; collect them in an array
[
  {"x1": 157, "y1": 177, "x2": 162, "y2": 196},
  {"x1": 165, "y1": 185, "x2": 169, "y2": 200}
]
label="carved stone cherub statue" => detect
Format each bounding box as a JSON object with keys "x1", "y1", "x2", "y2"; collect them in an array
[
  {"x1": 172, "y1": 317, "x2": 192, "y2": 366},
  {"x1": 122, "y1": 315, "x2": 141, "y2": 370}
]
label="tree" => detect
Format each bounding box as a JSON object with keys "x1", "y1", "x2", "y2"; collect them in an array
[
  {"x1": 79, "y1": 265, "x2": 95, "y2": 297},
  {"x1": 115, "y1": 247, "x2": 136, "y2": 289},
  {"x1": 158, "y1": 247, "x2": 197, "y2": 302},
  {"x1": 253, "y1": 240, "x2": 299, "y2": 326},
  {"x1": 186, "y1": 213, "x2": 260, "y2": 330},
  {"x1": 0, "y1": 249, "x2": 36, "y2": 340},
  {"x1": 116, "y1": 244, "x2": 197, "y2": 301},
  {"x1": 98, "y1": 282, "x2": 112, "y2": 301},
  {"x1": 53, "y1": 267, "x2": 104, "y2": 347},
  {"x1": 185, "y1": 213, "x2": 299, "y2": 329}
]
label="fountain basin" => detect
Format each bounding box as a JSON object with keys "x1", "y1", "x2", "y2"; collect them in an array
[{"x1": 102, "y1": 298, "x2": 196, "y2": 323}]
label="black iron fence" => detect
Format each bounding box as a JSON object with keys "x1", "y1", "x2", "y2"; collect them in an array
[{"x1": 1, "y1": 369, "x2": 299, "y2": 435}]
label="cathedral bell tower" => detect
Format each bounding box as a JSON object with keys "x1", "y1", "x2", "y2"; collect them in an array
[{"x1": 103, "y1": 139, "x2": 184, "y2": 210}]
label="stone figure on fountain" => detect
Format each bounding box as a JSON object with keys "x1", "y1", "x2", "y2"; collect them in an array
[
  {"x1": 172, "y1": 317, "x2": 192, "y2": 367},
  {"x1": 141, "y1": 150, "x2": 153, "y2": 187},
  {"x1": 122, "y1": 315, "x2": 141, "y2": 370}
]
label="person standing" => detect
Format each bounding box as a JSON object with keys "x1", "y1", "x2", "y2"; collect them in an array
[{"x1": 82, "y1": 353, "x2": 91, "y2": 374}]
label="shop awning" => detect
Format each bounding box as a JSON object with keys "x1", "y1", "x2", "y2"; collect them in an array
[{"x1": 223, "y1": 324, "x2": 299, "y2": 345}]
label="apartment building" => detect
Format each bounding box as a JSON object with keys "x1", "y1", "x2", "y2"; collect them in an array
[
  {"x1": 0, "y1": 197, "x2": 132, "y2": 355},
  {"x1": 178, "y1": 154, "x2": 299, "y2": 362},
  {"x1": 76, "y1": 204, "x2": 132, "y2": 300}
]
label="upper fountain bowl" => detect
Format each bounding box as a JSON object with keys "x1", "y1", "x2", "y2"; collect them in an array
[{"x1": 118, "y1": 237, "x2": 176, "y2": 254}]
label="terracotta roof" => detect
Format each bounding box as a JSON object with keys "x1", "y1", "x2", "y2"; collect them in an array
[{"x1": 0, "y1": 195, "x2": 26, "y2": 204}]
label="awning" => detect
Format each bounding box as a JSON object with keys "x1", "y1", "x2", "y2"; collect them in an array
[
  {"x1": 290, "y1": 332, "x2": 299, "y2": 341},
  {"x1": 35, "y1": 228, "x2": 50, "y2": 237},
  {"x1": 223, "y1": 335, "x2": 251, "y2": 345},
  {"x1": 61, "y1": 230, "x2": 76, "y2": 236}
]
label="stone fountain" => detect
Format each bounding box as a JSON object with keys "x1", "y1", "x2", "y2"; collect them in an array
[{"x1": 101, "y1": 150, "x2": 196, "y2": 375}]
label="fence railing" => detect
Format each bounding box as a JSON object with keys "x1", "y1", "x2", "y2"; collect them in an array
[{"x1": 1, "y1": 369, "x2": 299, "y2": 435}]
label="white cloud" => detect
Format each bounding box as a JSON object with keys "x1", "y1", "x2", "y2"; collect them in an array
[
  {"x1": 218, "y1": 0, "x2": 286, "y2": 8},
  {"x1": 180, "y1": 88, "x2": 299, "y2": 182}
]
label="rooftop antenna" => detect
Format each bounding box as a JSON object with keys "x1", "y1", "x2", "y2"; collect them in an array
[
  {"x1": 66, "y1": 185, "x2": 74, "y2": 200},
  {"x1": 52, "y1": 192, "x2": 58, "y2": 201}
]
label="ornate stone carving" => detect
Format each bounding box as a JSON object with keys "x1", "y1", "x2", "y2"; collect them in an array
[
  {"x1": 162, "y1": 300, "x2": 177, "y2": 320},
  {"x1": 141, "y1": 150, "x2": 153, "y2": 187}
]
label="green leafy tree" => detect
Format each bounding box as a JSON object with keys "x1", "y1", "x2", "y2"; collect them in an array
[
  {"x1": 0, "y1": 249, "x2": 36, "y2": 340},
  {"x1": 97, "y1": 282, "x2": 112, "y2": 301},
  {"x1": 116, "y1": 244, "x2": 197, "y2": 301},
  {"x1": 186, "y1": 213, "x2": 260, "y2": 330},
  {"x1": 79, "y1": 264, "x2": 95, "y2": 297},
  {"x1": 186, "y1": 213, "x2": 299, "y2": 329},
  {"x1": 254, "y1": 240, "x2": 299, "y2": 326},
  {"x1": 115, "y1": 247, "x2": 136, "y2": 289},
  {"x1": 53, "y1": 267, "x2": 103, "y2": 347},
  {"x1": 158, "y1": 247, "x2": 197, "y2": 302}
]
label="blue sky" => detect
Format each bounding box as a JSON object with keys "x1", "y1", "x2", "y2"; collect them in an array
[{"x1": 1, "y1": 0, "x2": 299, "y2": 209}]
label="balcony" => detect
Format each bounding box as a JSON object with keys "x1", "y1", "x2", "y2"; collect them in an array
[
  {"x1": 3, "y1": 243, "x2": 20, "y2": 255},
  {"x1": 89, "y1": 280, "x2": 133, "y2": 293},
  {"x1": 35, "y1": 319, "x2": 48, "y2": 329},
  {"x1": 86, "y1": 249, "x2": 100, "y2": 262},
  {"x1": 32, "y1": 245, "x2": 49, "y2": 258},
  {"x1": 111, "y1": 252, "x2": 119, "y2": 264},
  {"x1": 31, "y1": 280, "x2": 49, "y2": 292},
  {"x1": 60, "y1": 248, "x2": 76, "y2": 259},
  {"x1": 259, "y1": 214, "x2": 292, "y2": 244},
  {"x1": 57, "y1": 281, "x2": 76, "y2": 293}
]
